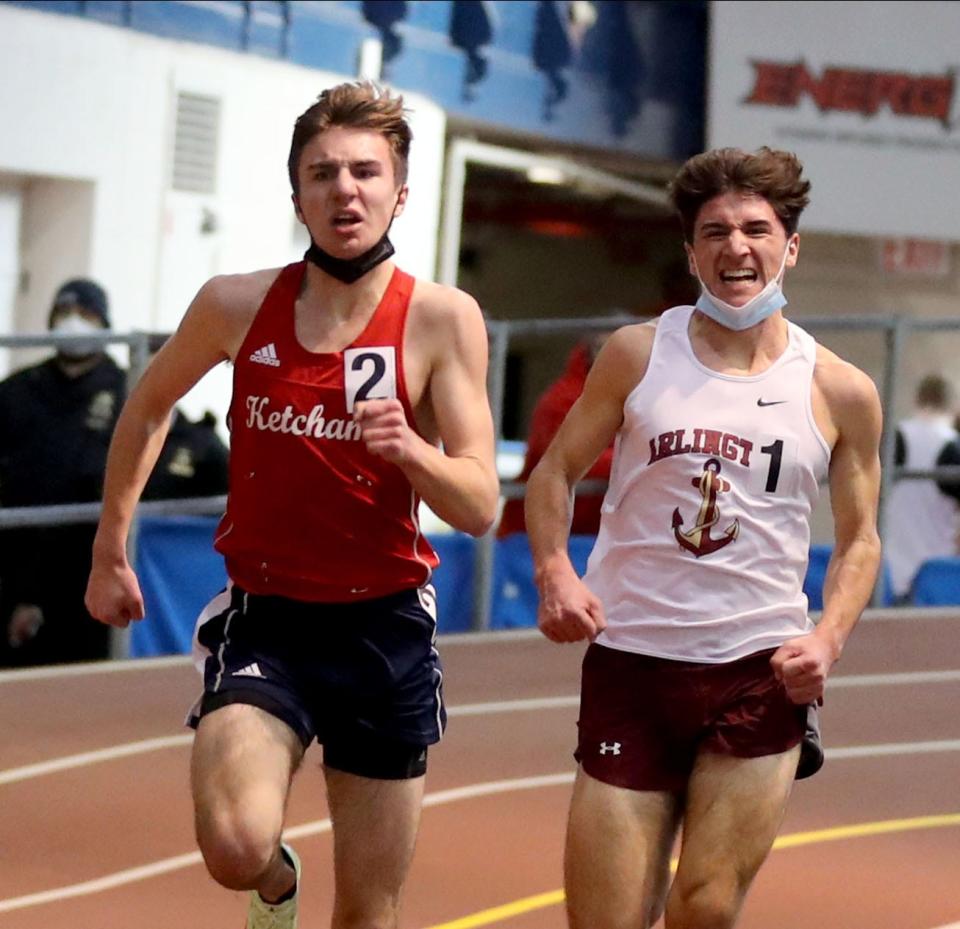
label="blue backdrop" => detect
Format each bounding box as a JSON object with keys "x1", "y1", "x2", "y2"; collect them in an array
[
  {"x1": 130, "y1": 515, "x2": 594, "y2": 656},
  {"x1": 130, "y1": 517, "x2": 915, "y2": 658}
]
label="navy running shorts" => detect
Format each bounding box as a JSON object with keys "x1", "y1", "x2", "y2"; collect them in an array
[
  {"x1": 187, "y1": 583, "x2": 445, "y2": 779},
  {"x1": 575, "y1": 643, "x2": 809, "y2": 792}
]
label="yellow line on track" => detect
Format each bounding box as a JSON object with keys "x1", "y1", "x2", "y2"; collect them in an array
[
  {"x1": 772, "y1": 813, "x2": 960, "y2": 848},
  {"x1": 422, "y1": 813, "x2": 960, "y2": 929},
  {"x1": 424, "y1": 891, "x2": 566, "y2": 929}
]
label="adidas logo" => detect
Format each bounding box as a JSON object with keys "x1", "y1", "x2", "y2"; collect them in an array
[
  {"x1": 232, "y1": 662, "x2": 265, "y2": 678},
  {"x1": 250, "y1": 343, "x2": 280, "y2": 367}
]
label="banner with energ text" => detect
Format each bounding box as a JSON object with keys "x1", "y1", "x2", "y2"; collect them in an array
[{"x1": 707, "y1": 0, "x2": 960, "y2": 241}]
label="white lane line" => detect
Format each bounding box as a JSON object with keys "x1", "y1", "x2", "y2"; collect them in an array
[
  {"x1": 0, "y1": 654, "x2": 191, "y2": 684},
  {"x1": 5, "y1": 671, "x2": 960, "y2": 785},
  {"x1": 2, "y1": 757, "x2": 958, "y2": 914},
  {"x1": 0, "y1": 773, "x2": 574, "y2": 913},
  {"x1": 2, "y1": 734, "x2": 960, "y2": 912},
  {"x1": 448, "y1": 696, "x2": 578, "y2": 716},
  {"x1": 0, "y1": 698, "x2": 577, "y2": 784},
  {"x1": 828, "y1": 670, "x2": 960, "y2": 688},
  {"x1": 0, "y1": 849, "x2": 207, "y2": 913},
  {"x1": 453, "y1": 669, "x2": 960, "y2": 699},
  {"x1": 827, "y1": 740, "x2": 960, "y2": 760},
  {"x1": 0, "y1": 735, "x2": 193, "y2": 785}
]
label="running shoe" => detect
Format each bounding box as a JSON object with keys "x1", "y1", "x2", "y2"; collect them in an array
[{"x1": 246, "y1": 843, "x2": 301, "y2": 929}]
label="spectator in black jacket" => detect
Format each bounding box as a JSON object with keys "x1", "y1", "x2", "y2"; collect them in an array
[
  {"x1": 0, "y1": 287, "x2": 231, "y2": 667},
  {"x1": 0, "y1": 278, "x2": 124, "y2": 666},
  {"x1": 141, "y1": 333, "x2": 229, "y2": 501},
  {"x1": 143, "y1": 408, "x2": 229, "y2": 501}
]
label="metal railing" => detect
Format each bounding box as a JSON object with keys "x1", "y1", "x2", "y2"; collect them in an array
[
  {"x1": 477, "y1": 312, "x2": 960, "y2": 624},
  {"x1": 1, "y1": 313, "x2": 958, "y2": 656}
]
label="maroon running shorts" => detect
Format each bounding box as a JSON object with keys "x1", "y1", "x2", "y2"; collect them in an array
[{"x1": 575, "y1": 642, "x2": 807, "y2": 792}]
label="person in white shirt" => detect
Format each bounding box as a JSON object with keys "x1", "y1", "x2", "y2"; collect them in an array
[
  {"x1": 885, "y1": 374, "x2": 960, "y2": 599},
  {"x1": 525, "y1": 146, "x2": 882, "y2": 929}
]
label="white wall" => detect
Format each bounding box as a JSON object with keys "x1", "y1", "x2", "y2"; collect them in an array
[
  {"x1": 19, "y1": 177, "x2": 94, "y2": 319},
  {"x1": 0, "y1": 4, "x2": 447, "y2": 425},
  {"x1": 0, "y1": 182, "x2": 21, "y2": 376}
]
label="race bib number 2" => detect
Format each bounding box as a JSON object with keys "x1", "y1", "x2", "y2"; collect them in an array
[{"x1": 344, "y1": 347, "x2": 397, "y2": 413}]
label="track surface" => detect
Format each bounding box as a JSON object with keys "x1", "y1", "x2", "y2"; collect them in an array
[{"x1": 1, "y1": 609, "x2": 959, "y2": 929}]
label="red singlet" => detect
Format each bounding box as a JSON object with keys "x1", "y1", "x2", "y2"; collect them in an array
[{"x1": 214, "y1": 262, "x2": 439, "y2": 602}]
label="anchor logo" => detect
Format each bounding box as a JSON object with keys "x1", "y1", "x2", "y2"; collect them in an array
[{"x1": 672, "y1": 457, "x2": 740, "y2": 557}]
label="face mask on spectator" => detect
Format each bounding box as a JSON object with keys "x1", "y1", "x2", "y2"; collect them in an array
[{"x1": 51, "y1": 313, "x2": 106, "y2": 360}]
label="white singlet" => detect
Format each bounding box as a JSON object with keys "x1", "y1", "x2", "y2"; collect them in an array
[{"x1": 584, "y1": 305, "x2": 831, "y2": 662}]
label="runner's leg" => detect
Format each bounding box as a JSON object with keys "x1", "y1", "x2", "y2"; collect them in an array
[
  {"x1": 324, "y1": 767, "x2": 425, "y2": 929},
  {"x1": 565, "y1": 767, "x2": 682, "y2": 929},
  {"x1": 191, "y1": 703, "x2": 305, "y2": 900},
  {"x1": 665, "y1": 745, "x2": 800, "y2": 929}
]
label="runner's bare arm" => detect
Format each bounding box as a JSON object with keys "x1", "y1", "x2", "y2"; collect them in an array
[
  {"x1": 772, "y1": 355, "x2": 882, "y2": 701},
  {"x1": 526, "y1": 325, "x2": 652, "y2": 642},
  {"x1": 356, "y1": 285, "x2": 498, "y2": 536},
  {"x1": 817, "y1": 360, "x2": 883, "y2": 653},
  {"x1": 86, "y1": 272, "x2": 269, "y2": 625}
]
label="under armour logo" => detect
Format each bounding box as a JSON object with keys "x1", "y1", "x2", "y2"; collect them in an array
[{"x1": 599, "y1": 741, "x2": 621, "y2": 755}]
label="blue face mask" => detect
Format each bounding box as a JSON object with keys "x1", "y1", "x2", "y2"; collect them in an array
[{"x1": 692, "y1": 244, "x2": 792, "y2": 331}]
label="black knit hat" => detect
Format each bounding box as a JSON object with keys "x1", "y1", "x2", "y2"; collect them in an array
[{"x1": 49, "y1": 278, "x2": 110, "y2": 329}]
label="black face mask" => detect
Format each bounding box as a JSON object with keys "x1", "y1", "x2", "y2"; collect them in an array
[{"x1": 303, "y1": 234, "x2": 395, "y2": 284}]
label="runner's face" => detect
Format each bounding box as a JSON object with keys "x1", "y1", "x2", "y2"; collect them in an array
[
  {"x1": 685, "y1": 191, "x2": 798, "y2": 307},
  {"x1": 293, "y1": 126, "x2": 407, "y2": 257}
]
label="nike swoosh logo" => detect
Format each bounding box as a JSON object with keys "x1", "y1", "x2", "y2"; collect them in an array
[{"x1": 757, "y1": 398, "x2": 787, "y2": 407}]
